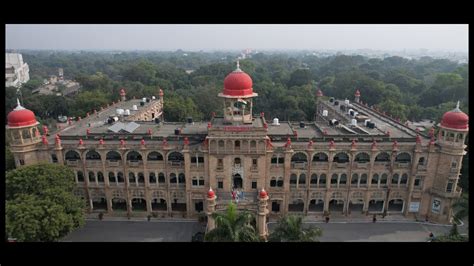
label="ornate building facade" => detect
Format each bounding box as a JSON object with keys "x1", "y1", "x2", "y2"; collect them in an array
[{"x1": 6, "y1": 63, "x2": 468, "y2": 227}]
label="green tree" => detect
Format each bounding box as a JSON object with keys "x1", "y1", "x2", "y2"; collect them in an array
[
  {"x1": 5, "y1": 148, "x2": 16, "y2": 171},
  {"x1": 268, "y1": 215, "x2": 322, "y2": 242},
  {"x1": 5, "y1": 163, "x2": 85, "y2": 241},
  {"x1": 204, "y1": 202, "x2": 260, "y2": 242},
  {"x1": 452, "y1": 194, "x2": 468, "y2": 223}
]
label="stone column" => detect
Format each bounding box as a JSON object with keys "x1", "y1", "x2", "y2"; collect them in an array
[
  {"x1": 257, "y1": 189, "x2": 269, "y2": 240},
  {"x1": 206, "y1": 188, "x2": 217, "y2": 232},
  {"x1": 404, "y1": 144, "x2": 421, "y2": 216}
]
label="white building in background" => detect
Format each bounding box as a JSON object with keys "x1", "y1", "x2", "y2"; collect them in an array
[{"x1": 5, "y1": 53, "x2": 30, "y2": 88}]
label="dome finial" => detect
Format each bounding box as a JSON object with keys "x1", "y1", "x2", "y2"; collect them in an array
[
  {"x1": 234, "y1": 60, "x2": 242, "y2": 72},
  {"x1": 454, "y1": 100, "x2": 460, "y2": 112},
  {"x1": 236, "y1": 60, "x2": 240, "y2": 70},
  {"x1": 14, "y1": 98, "x2": 25, "y2": 111}
]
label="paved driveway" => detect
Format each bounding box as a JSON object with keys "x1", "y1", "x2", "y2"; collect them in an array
[{"x1": 62, "y1": 220, "x2": 204, "y2": 242}]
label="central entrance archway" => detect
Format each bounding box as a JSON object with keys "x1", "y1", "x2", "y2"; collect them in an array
[{"x1": 233, "y1": 174, "x2": 243, "y2": 189}]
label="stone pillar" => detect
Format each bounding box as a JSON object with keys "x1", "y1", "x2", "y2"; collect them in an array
[
  {"x1": 206, "y1": 188, "x2": 217, "y2": 232},
  {"x1": 257, "y1": 189, "x2": 269, "y2": 240}
]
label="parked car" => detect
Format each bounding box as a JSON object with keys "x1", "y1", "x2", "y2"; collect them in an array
[{"x1": 191, "y1": 232, "x2": 205, "y2": 242}]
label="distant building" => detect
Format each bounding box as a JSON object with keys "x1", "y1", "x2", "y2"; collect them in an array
[
  {"x1": 5, "y1": 53, "x2": 30, "y2": 88},
  {"x1": 32, "y1": 69, "x2": 81, "y2": 96}
]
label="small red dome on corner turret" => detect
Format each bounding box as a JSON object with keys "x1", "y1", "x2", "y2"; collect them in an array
[
  {"x1": 120, "y1": 88, "x2": 126, "y2": 96},
  {"x1": 7, "y1": 99, "x2": 38, "y2": 127},
  {"x1": 260, "y1": 189, "x2": 268, "y2": 199},
  {"x1": 355, "y1": 89, "x2": 361, "y2": 97},
  {"x1": 441, "y1": 102, "x2": 469, "y2": 130},
  {"x1": 222, "y1": 61, "x2": 254, "y2": 97},
  {"x1": 207, "y1": 187, "x2": 215, "y2": 199}
]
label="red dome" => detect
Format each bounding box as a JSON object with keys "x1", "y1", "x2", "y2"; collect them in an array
[
  {"x1": 120, "y1": 88, "x2": 126, "y2": 95},
  {"x1": 222, "y1": 69, "x2": 253, "y2": 97},
  {"x1": 259, "y1": 189, "x2": 267, "y2": 199},
  {"x1": 441, "y1": 103, "x2": 468, "y2": 130},
  {"x1": 207, "y1": 188, "x2": 215, "y2": 199},
  {"x1": 316, "y1": 89, "x2": 323, "y2": 97},
  {"x1": 355, "y1": 89, "x2": 361, "y2": 97},
  {"x1": 7, "y1": 104, "x2": 37, "y2": 127}
]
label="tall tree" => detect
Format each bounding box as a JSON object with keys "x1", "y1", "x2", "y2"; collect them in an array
[
  {"x1": 204, "y1": 202, "x2": 260, "y2": 242},
  {"x1": 5, "y1": 163, "x2": 85, "y2": 241},
  {"x1": 268, "y1": 215, "x2": 322, "y2": 242}
]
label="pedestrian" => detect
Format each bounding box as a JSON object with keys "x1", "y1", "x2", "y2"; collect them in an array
[
  {"x1": 232, "y1": 190, "x2": 236, "y2": 201},
  {"x1": 325, "y1": 216, "x2": 330, "y2": 223},
  {"x1": 373, "y1": 214, "x2": 377, "y2": 223}
]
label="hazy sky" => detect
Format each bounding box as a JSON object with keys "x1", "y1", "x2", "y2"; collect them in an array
[{"x1": 5, "y1": 24, "x2": 468, "y2": 52}]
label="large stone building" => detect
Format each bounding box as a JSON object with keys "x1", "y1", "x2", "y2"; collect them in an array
[
  {"x1": 5, "y1": 53, "x2": 30, "y2": 88},
  {"x1": 6, "y1": 63, "x2": 468, "y2": 228}
]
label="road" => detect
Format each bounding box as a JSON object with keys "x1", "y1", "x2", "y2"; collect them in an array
[
  {"x1": 62, "y1": 219, "x2": 467, "y2": 242},
  {"x1": 62, "y1": 220, "x2": 204, "y2": 242}
]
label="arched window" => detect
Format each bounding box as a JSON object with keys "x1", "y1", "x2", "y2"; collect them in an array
[
  {"x1": 65, "y1": 150, "x2": 81, "y2": 161},
  {"x1": 355, "y1": 152, "x2": 370, "y2": 163},
  {"x1": 234, "y1": 158, "x2": 241, "y2": 165},
  {"x1": 291, "y1": 153, "x2": 307, "y2": 162},
  {"x1": 117, "y1": 172, "x2": 124, "y2": 183},
  {"x1": 250, "y1": 140, "x2": 257, "y2": 148},
  {"x1": 235, "y1": 140, "x2": 241, "y2": 149},
  {"x1": 106, "y1": 151, "x2": 121, "y2": 161},
  {"x1": 86, "y1": 151, "x2": 101, "y2": 160},
  {"x1": 400, "y1": 174, "x2": 408, "y2": 185},
  {"x1": 392, "y1": 173, "x2": 399, "y2": 185},
  {"x1": 138, "y1": 172, "x2": 145, "y2": 184},
  {"x1": 108, "y1": 172, "x2": 116, "y2": 183},
  {"x1": 129, "y1": 172, "x2": 136, "y2": 184},
  {"x1": 375, "y1": 152, "x2": 390, "y2": 162},
  {"x1": 310, "y1": 174, "x2": 318, "y2": 185},
  {"x1": 381, "y1": 174, "x2": 388, "y2": 185},
  {"x1": 192, "y1": 177, "x2": 198, "y2": 186},
  {"x1": 339, "y1": 174, "x2": 347, "y2": 185},
  {"x1": 127, "y1": 151, "x2": 142, "y2": 161},
  {"x1": 77, "y1": 171, "x2": 84, "y2": 182},
  {"x1": 395, "y1": 153, "x2": 411, "y2": 163},
  {"x1": 360, "y1": 174, "x2": 367, "y2": 185},
  {"x1": 22, "y1": 129, "x2": 31, "y2": 139},
  {"x1": 290, "y1": 174, "x2": 297, "y2": 187},
  {"x1": 299, "y1": 174, "x2": 306, "y2": 185},
  {"x1": 218, "y1": 140, "x2": 225, "y2": 148},
  {"x1": 149, "y1": 172, "x2": 157, "y2": 184},
  {"x1": 351, "y1": 173, "x2": 359, "y2": 185},
  {"x1": 178, "y1": 173, "x2": 185, "y2": 184},
  {"x1": 147, "y1": 152, "x2": 163, "y2": 161},
  {"x1": 170, "y1": 173, "x2": 177, "y2": 184},
  {"x1": 333, "y1": 152, "x2": 349, "y2": 163},
  {"x1": 88, "y1": 171, "x2": 96, "y2": 183},
  {"x1": 97, "y1": 172, "x2": 104, "y2": 183},
  {"x1": 158, "y1": 173, "x2": 166, "y2": 184},
  {"x1": 313, "y1": 152, "x2": 328, "y2": 162},
  {"x1": 372, "y1": 174, "x2": 379, "y2": 185},
  {"x1": 319, "y1": 174, "x2": 327, "y2": 186},
  {"x1": 168, "y1": 152, "x2": 184, "y2": 162},
  {"x1": 331, "y1": 174, "x2": 338, "y2": 184}
]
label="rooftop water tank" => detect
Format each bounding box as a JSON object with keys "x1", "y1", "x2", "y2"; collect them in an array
[
  {"x1": 364, "y1": 119, "x2": 371, "y2": 126},
  {"x1": 142, "y1": 97, "x2": 146, "y2": 102},
  {"x1": 273, "y1": 118, "x2": 280, "y2": 125},
  {"x1": 132, "y1": 105, "x2": 138, "y2": 111},
  {"x1": 329, "y1": 97, "x2": 334, "y2": 103},
  {"x1": 152, "y1": 96, "x2": 156, "y2": 100},
  {"x1": 351, "y1": 119, "x2": 357, "y2": 126},
  {"x1": 334, "y1": 101, "x2": 339, "y2": 106},
  {"x1": 322, "y1": 110, "x2": 328, "y2": 117},
  {"x1": 348, "y1": 109, "x2": 354, "y2": 115},
  {"x1": 116, "y1": 109, "x2": 124, "y2": 116},
  {"x1": 140, "y1": 102, "x2": 145, "y2": 106},
  {"x1": 300, "y1": 121, "x2": 305, "y2": 128},
  {"x1": 146, "y1": 98, "x2": 150, "y2": 103},
  {"x1": 187, "y1": 117, "x2": 193, "y2": 124},
  {"x1": 345, "y1": 99, "x2": 350, "y2": 105},
  {"x1": 124, "y1": 109, "x2": 130, "y2": 116}
]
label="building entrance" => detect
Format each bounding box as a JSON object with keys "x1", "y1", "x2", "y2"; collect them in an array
[{"x1": 233, "y1": 174, "x2": 243, "y2": 189}]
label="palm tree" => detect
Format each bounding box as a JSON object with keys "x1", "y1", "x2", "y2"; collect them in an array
[
  {"x1": 268, "y1": 215, "x2": 322, "y2": 242},
  {"x1": 204, "y1": 202, "x2": 260, "y2": 242},
  {"x1": 452, "y1": 194, "x2": 468, "y2": 223}
]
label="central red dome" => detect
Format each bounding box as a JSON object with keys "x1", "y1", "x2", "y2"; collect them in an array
[
  {"x1": 222, "y1": 69, "x2": 254, "y2": 97},
  {"x1": 7, "y1": 103, "x2": 38, "y2": 127}
]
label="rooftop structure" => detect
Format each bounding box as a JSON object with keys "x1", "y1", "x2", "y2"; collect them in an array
[{"x1": 5, "y1": 53, "x2": 30, "y2": 88}]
